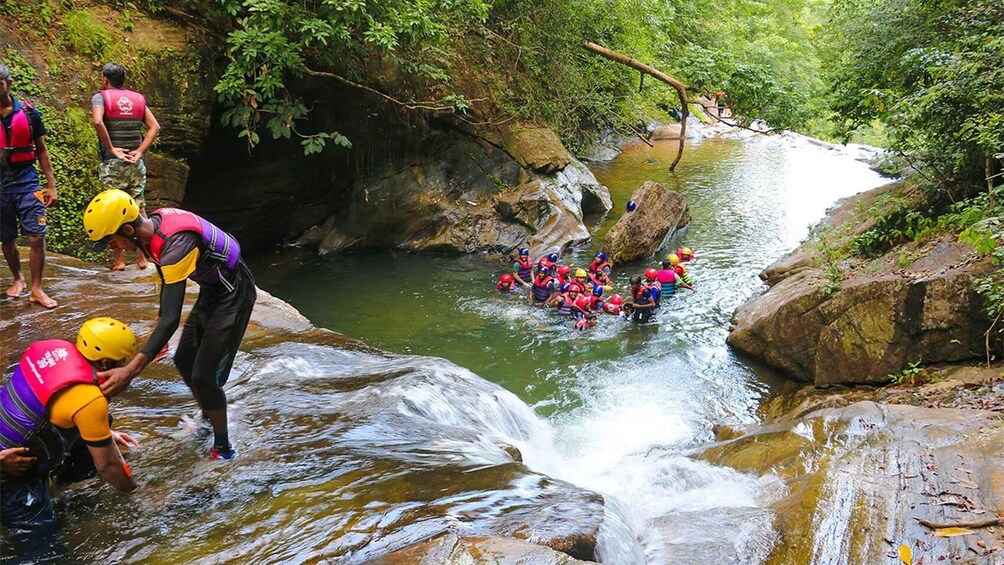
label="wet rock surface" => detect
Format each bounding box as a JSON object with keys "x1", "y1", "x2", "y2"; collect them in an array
[
  {"x1": 603, "y1": 181, "x2": 690, "y2": 264},
  {"x1": 369, "y1": 533, "x2": 594, "y2": 564},
  {"x1": 0, "y1": 253, "x2": 606, "y2": 563},
  {"x1": 700, "y1": 400, "x2": 1004, "y2": 565},
  {"x1": 728, "y1": 181, "x2": 995, "y2": 386},
  {"x1": 502, "y1": 126, "x2": 572, "y2": 175}
]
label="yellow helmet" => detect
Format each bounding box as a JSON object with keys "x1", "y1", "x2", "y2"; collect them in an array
[
  {"x1": 669, "y1": 254, "x2": 680, "y2": 266},
  {"x1": 76, "y1": 317, "x2": 137, "y2": 362},
  {"x1": 83, "y1": 189, "x2": 139, "y2": 242},
  {"x1": 681, "y1": 247, "x2": 693, "y2": 258},
  {"x1": 574, "y1": 268, "x2": 587, "y2": 278}
]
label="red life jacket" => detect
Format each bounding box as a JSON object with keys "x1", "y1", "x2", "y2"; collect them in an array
[
  {"x1": 0, "y1": 100, "x2": 37, "y2": 164},
  {"x1": 588, "y1": 259, "x2": 609, "y2": 274},
  {"x1": 603, "y1": 302, "x2": 621, "y2": 315},
  {"x1": 17, "y1": 340, "x2": 96, "y2": 407},
  {"x1": 588, "y1": 296, "x2": 604, "y2": 310},
  {"x1": 147, "y1": 208, "x2": 242, "y2": 289},
  {"x1": 101, "y1": 89, "x2": 146, "y2": 157}
]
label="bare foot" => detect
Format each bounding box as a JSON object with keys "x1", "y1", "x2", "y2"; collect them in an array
[
  {"x1": 111, "y1": 261, "x2": 127, "y2": 271},
  {"x1": 29, "y1": 289, "x2": 58, "y2": 309},
  {"x1": 137, "y1": 255, "x2": 149, "y2": 269},
  {"x1": 5, "y1": 279, "x2": 26, "y2": 298}
]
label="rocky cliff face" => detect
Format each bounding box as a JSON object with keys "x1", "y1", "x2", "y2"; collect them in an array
[{"x1": 727, "y1": 181, "x2": 994, "y2": 386}]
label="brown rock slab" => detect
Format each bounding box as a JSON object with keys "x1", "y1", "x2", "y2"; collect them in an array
[
  {"x1": 369, "y1": 533, "x2": 595, "y2": 564},
  {"x1": 503, "y1": 126, "x2": 572, "y2": 174},
  {"x1": 700, "y1": 401, "x2": 1004, "y2": 565},
  {"x1": 603, "y1": 181, "x2": 690, "y2": 264}
]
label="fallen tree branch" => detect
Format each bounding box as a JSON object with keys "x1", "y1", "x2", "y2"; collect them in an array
[
  {"x1": 915, "y1": 517, "x2": 1003, "y2": 530},
  {"x1": 582, "y1": 41, "x2": 688, "y2": 171},
  {"x1": 302, "y1": 66, "x2": 475, "y2": 112}
]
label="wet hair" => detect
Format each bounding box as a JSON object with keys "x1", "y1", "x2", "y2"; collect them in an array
[
  {"x1": 101, "y1": 62, "x2": 127, "y2": 88},
  {"x1": 0, "y1": 63, "x2": 11, "y2": 82},
  {"x1": 661, "y1": 260, "x2": 671, "y2": 268},
  {"x1": 630, "y1": 275, "x2": 642, "y2": 285}
]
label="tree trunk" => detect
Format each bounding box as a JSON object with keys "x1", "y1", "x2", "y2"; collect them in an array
[{"x1": 582, "y1": 41, "x2": 689, "y2": 171}]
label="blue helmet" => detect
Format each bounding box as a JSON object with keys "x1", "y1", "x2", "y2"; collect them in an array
[
  {"x1": 518, "y1": 247, "x2": 530, "y2": 256},
  {"x1": 595, "y1": 252, "x2": 607, "y2": 261},
  {"x1": 592, "y1": 285, "x2": 603, "y2": 297},
  {"x1": 547, "y1": 253, "x2": 559, "y2": 263},
  {"x1": 626, "y1": 200, "x2": 637, "y2": 212},
  {"x1": 560, "y1": 282, "x2": 572, "y2": 293},
  {"x1": 536, "y1": 264, "x2": 549, "y2": 274}
]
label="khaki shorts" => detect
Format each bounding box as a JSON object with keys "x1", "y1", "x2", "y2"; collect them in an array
[{"x1": 99, "y1": 158, "x2": 147, "y2": 212}]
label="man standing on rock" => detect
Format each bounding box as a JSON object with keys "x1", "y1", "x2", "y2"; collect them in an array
[
  {"x1": 92, "y1": 62, "x2": 160, "y2": 271},
  {"x1": 0, "y1": 62, "x2": 58, "y2": 308},
  {"x1": 83, "y1": 189, "x2": 256, "y2": 460}
]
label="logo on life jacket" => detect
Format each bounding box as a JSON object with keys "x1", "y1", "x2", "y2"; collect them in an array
[{"x1": 117, "y1": 96, "x2": 135, "y2": 116}]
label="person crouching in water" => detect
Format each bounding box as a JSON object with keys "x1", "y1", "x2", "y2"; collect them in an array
[
  {"x1": 549, "y1": 282, "x2": 576, "y2": 315},
  {"x1": 497, "y1": 273, "x2": 521, "y2": 296},
  {"x1": 1, "y1": 318, "x2": 140, "y2": 562},
  {"x1": 644, "y1": 268, "x2": 663, "y2": 309},
  {"x1": 658, "y1": 257, "x2": 694, "y2": 298},
  {"x1": 512, "y1": 247, "x2": 533, "y2": 288},
  {"x1": 573, "y1": 294, "x2": 598, "y2": 330},
  {"x1": 668, "y1": 254, "x2": 696, "y2": 291},
  {"x1": 531, "y1": 264, "x2": 557, "y2": 305},
  {"x1": 626, "y1": 276, "x2": 657, "y2": 322}
]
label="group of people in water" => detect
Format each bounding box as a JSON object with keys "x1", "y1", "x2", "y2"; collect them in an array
[{"x1": 497, "y1": 247, "x2": 696, "y2": 328}]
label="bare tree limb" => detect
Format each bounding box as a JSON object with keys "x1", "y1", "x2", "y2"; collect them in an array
[
  {"x1": 302, "y1": 66, "x2": 479, "y2": 112},
  {"x1": 582, "y1": 41, "x2": 688, "y2": 171}
]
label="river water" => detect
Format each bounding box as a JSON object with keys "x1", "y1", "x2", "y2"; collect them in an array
[
  {"x1": 5, "y1": 132, "x2": 886, "y2": 564},
  {"x1": 244, "y1": 132, "x2": 886, "y2": 563}
]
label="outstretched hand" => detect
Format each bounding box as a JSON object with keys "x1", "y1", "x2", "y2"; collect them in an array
[
  {"x1": 98, "y1": 366, "x2": 134, "y2": 397},
  {"x1": 111, "y1": 430, "x2": 140, "y2": 451}
]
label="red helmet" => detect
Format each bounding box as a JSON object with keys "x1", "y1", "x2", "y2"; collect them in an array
[
  {"x1": 557, "y1": 265, "x2": 571, "y2": 276},
  {"x1": 644, "y1": 268, "x2": 658, "y2": 281},
  {"x1": 500, "y1": 274, "x2": 514, "y2": 284},
  {"x1": 575, "y1": 295, "x2": 592, "y2": 310},
  {"x1": 609, "y1": 294, "x2": 623, "y2": 305}
]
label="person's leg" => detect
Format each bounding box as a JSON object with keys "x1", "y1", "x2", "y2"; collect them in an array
[
  {"x1": 187, "y1": 275, "x2": 256, "y2": 457},
  {"x1": 1, "y1": 192, "x2": 26, "y2": 297},
  {"x1": 14, "y1": 192, "x2": 56, "y2": 308}
]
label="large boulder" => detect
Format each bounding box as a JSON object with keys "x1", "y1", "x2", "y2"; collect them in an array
[
  {"x1": 728, "y1": 181, "x2": 994, "y2": 387},
  {"x1": 699, "y1": 401, "x2": 1004, "y2": 565},
  {"x1": 603, "y1": 181, "x2": 690, "y2": 264},
  {"x1": 502, "y1": 126, "x2": 572, "y2": 174},
  {"x1": 293, "y1": 152, "x2": 610, "y2": 257}
]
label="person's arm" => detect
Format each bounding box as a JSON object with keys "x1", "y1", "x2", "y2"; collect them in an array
[
  {"x1": 86, "y1": 443, "x2": 137, "y2": 492},
  {"x1": 34, "y1": 136, "x2": 56, "y2": 206},
  {"x1": 130, "y1": 107, "x2": 160, "y2": 160},
  {"x1": 91, "y1": 103, "x2": 129, "y2": 161},
  {"x1": 98, "y1": 280, "x2": 186, "y2": 396}
]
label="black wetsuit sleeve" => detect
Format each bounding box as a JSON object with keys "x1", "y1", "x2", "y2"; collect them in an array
[{"x1": 140, "y1": 280, "x2": 186, "y2": 359}]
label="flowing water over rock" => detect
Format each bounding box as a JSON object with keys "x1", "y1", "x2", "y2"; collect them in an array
[
  {"x1": 247, "y1": 132, "x2": 889, "y2": 563},
  {"x1": 1, "y1": 132, "x2": 891, "y2": 564}
]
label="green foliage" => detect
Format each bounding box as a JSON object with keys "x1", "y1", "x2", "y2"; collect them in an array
[
  {"x1": 63, "y1": 9, "x2": 114, "y2": 59},
  {"x1": 812, "y1": 226, "x2": 845, "y2": 294},
  {"x1": 825, "y1": 0, "x2": 1004, "y2": 189},
  {"x1": 38, "y1": 105, "x2": 105, "y2": 262},
  {"x1": 886, "y1": 361, "x2": 925, "y2": 385},
  {"x1": 213, "y1": 0, "x2": 490, "y2": 154},
  {"x1": 0, "y1": 0, "x2": 54, "y2": 30}
]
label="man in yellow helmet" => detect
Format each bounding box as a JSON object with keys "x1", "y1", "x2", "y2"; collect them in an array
[
  {"x1": 0, "y1": 317, "x2": 140, "y2": 561},
  {"x1": 82, "y1": 189, "x2": 256, "y2": 460}
]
